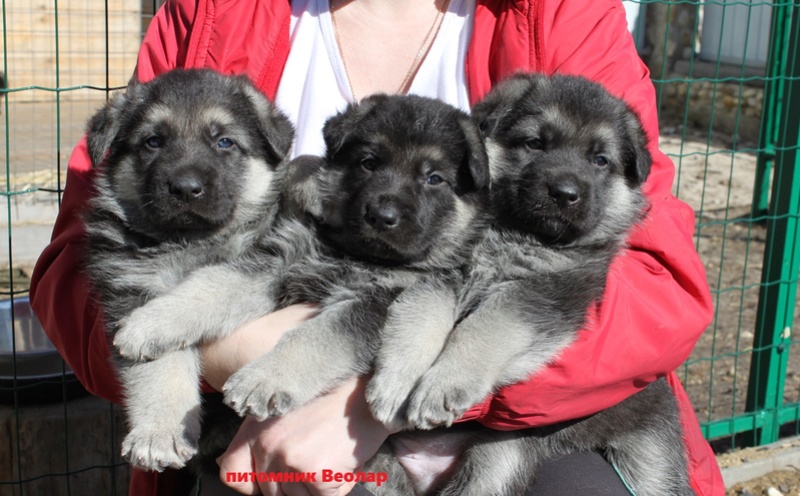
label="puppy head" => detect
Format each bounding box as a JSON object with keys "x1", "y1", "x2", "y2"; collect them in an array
[
  {"x1": 87, "y1": 69, "x2": 294, "y2": 240},
  {"x1": 303, "y1": 94, "x2": 489, "y2": 266},
  {"x1": 472, "y1": 73, "x2": 651, "y2": 246}
]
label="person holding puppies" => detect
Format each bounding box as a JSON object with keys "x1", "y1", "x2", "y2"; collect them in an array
[{"x1": 30, "y1": 0, "x2": 724, "y2": 495}]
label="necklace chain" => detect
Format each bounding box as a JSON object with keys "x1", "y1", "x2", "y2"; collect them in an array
[{"x1": 330, "y1": 0, "x2": 450, "y2": 100}]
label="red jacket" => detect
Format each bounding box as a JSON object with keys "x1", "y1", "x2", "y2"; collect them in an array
[{"x1": 29, "y1": 0, "x2": 724, "y2": 494}]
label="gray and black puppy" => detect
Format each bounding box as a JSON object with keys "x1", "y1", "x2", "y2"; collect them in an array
[
  {"x1": 83, "y1": 68, "x2": 294, "y2": 471},
  {"x1": 366, "y1": 74, "x2": 692, "y2": 496},
  {"x1": 220, "y1": 94, "x2": 490, "y2": 423}
]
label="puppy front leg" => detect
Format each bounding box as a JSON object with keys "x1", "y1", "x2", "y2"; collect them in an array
[
  {"x1": 366, "y1": 277, "x2": 458, "y2": 429},
  {"x1": 114, "y1": 263, "x2": 279, "y2": 360},
  {"x1": 406, "y1": 281, "x2": 574, "y2": 429},
  {"x1": 223, "y1": 294, "x2": 389, "y2": 420},
  {"x1": 119, "y1": 347, "x2": 202, "y2": 471}
]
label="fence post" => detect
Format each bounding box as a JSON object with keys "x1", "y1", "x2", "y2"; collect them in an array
[
  {"x1": 744, "y1": 1, "x2": 800, "y2": 446},
  {"x1": 751, "y1": 1, "x2": 794, "y2": 218}
]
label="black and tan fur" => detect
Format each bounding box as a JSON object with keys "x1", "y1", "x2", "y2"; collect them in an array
[
  {"x1": 365, "y1": 74, "x2": 692, "y2": 496},
  {"x1": 220, "y1": 94, "x2": 491, "y2": 422},
  {"x1": 82, "y1": 68, "x2": 294, "y2": 471}
]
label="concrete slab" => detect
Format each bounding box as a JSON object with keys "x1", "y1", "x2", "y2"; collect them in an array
[{"x1": 722, "y1": 437, "x2": 800, "y2": 488}]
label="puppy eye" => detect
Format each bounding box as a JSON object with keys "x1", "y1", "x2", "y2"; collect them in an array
[
  {"x1": 592, "y1": 155, "x2": 609, "y2": 167},
  {"x1": 216, "y1": 138, "x2": 235, "y2": 149},
  {"x1": 145, "y1": 136, "x2": 163, "y2": 149},
  {"x1": 524, "y1": 138, "x2": 543, "y2": 150},
  {"x1": 361, "y1": 157, "x2": 377, "y2": 171},
  {"x1": 426, "y1": 174, "x2": 444, "y2": 186}
]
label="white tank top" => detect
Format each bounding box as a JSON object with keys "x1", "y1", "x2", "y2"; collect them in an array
[{"x1": 274, "y1": 0, "x2": 475, "y2": 158}]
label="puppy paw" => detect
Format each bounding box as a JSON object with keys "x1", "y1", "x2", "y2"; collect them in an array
[
  {"x1": 114, "y1": 309, "x2": 190, "y2": 361},
  {"x1": 121, "y1": 425, "x2": 198, "y2": 472},
  {"x1": 405, "y1": 373, "x2": 488, "y2": 430},
  {"x1": 365, "y1": 374, "x2": 413, "y2": 430},
  {"x1": 222, "y1": 361, "x2": 312, "y2": 420}
]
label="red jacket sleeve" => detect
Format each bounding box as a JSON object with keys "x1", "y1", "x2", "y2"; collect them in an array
[
  {"x1": 28, "y1": 0, "x2": 200, "y2": 404},
  {"x1": 460, "y1": 0, "x2": 714, "y2": 427}
]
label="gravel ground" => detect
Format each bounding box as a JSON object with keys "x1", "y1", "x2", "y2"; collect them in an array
[
  {"x1": 728, "y1": 472, "x2": 800, "y2": 496},
  {"x1": 718, "y1": 439, "x2": 800, "y2": 495}
]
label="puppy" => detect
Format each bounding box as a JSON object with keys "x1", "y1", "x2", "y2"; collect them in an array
[
  {"x1": 82, "y1": 68, "x2": 294, "y2": 471},
  {"x1": 366, "y1": 74, "x2": 692, "y2": 496},
  {"x1": 220, "y1": 94, "x2": 490, "y2": 423},
  {"x1": 159, "y1": 95, "x2": 490, "y2": 479}
]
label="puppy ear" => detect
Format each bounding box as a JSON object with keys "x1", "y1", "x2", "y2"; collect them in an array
[
  {"x1": 471, "y1": 96, "x2": 502, "y2": 138},
  {"x1": 472, "y1": 72, "x2": 539, "y2": 137},
  {"x1": 458, "y1": 116, "x2": 490, "y2": 190},
  {"x1": 621, "y1": 109, "x2": 652, "y2": 185},
  {"x1": 239, "y1": 79, "x2": 295, "y2": 165},
  {"x1": 283, "y1": 154, "x2": 327, "y2": 219},
  {"x1": 86, "y1": 79, "x2": 138, "y2": 168},
  {"x1": 322, "y1": 94, "x2": 387, "y2": 156}
]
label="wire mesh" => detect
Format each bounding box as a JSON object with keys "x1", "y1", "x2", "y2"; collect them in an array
[
  {"x1": 642, "y1": 0, "x2": 800, "y2": 447},
  {"x1": 0, "y1": 2, "x2": 160, "y2": 494}
]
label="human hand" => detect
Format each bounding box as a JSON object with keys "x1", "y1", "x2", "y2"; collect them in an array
[
  {"x1": 200, "y1": 304, "x2": 318, "y2": 391},
  {"x1": 217, "y1": 376, "x2": 395, "y2": 496}
]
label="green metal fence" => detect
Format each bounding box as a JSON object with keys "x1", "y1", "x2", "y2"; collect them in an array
[
  {"x1": 0, "y1": 0, "x2": 799, "y2": 493},
  {"x1": 644, "y1": 0, "x2": 800, "y2": 448},
  {"x1": 744, "y1": 0, "x2": 800, "y2": 446}
]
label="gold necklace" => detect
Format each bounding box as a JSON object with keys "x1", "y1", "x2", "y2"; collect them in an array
[{"x1": 330, "y1": 0, "x2": 451, "y2": 100}]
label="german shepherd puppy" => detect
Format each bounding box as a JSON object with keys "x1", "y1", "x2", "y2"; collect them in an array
[
  {"x1": 220, "y1": 94, "x2": 490, "y2": 422},
  {"x1": 366, "y1": 74, "x2": 692, "y2": 496},
  {"x1": 82, "y1": 68, "x2": 294, "y2": 471}
]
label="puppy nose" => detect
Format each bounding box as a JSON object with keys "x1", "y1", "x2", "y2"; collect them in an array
[
  {"x1": 365, "y1": 203, "x2": 400, "y2": 230},
  {"x1": 168, "y1": 174, "x2": 205, "y2": 201},
  {"x1": 549, "y1": 181, "x2": 581, "y2": 208}
]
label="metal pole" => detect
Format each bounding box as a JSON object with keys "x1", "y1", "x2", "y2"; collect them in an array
[
  {"x1": 751, "y1": 1, "x2": 793, "y2": 219},
  {"x1": 745, "y1": 0, "x2": 800, "y2": 446}
]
